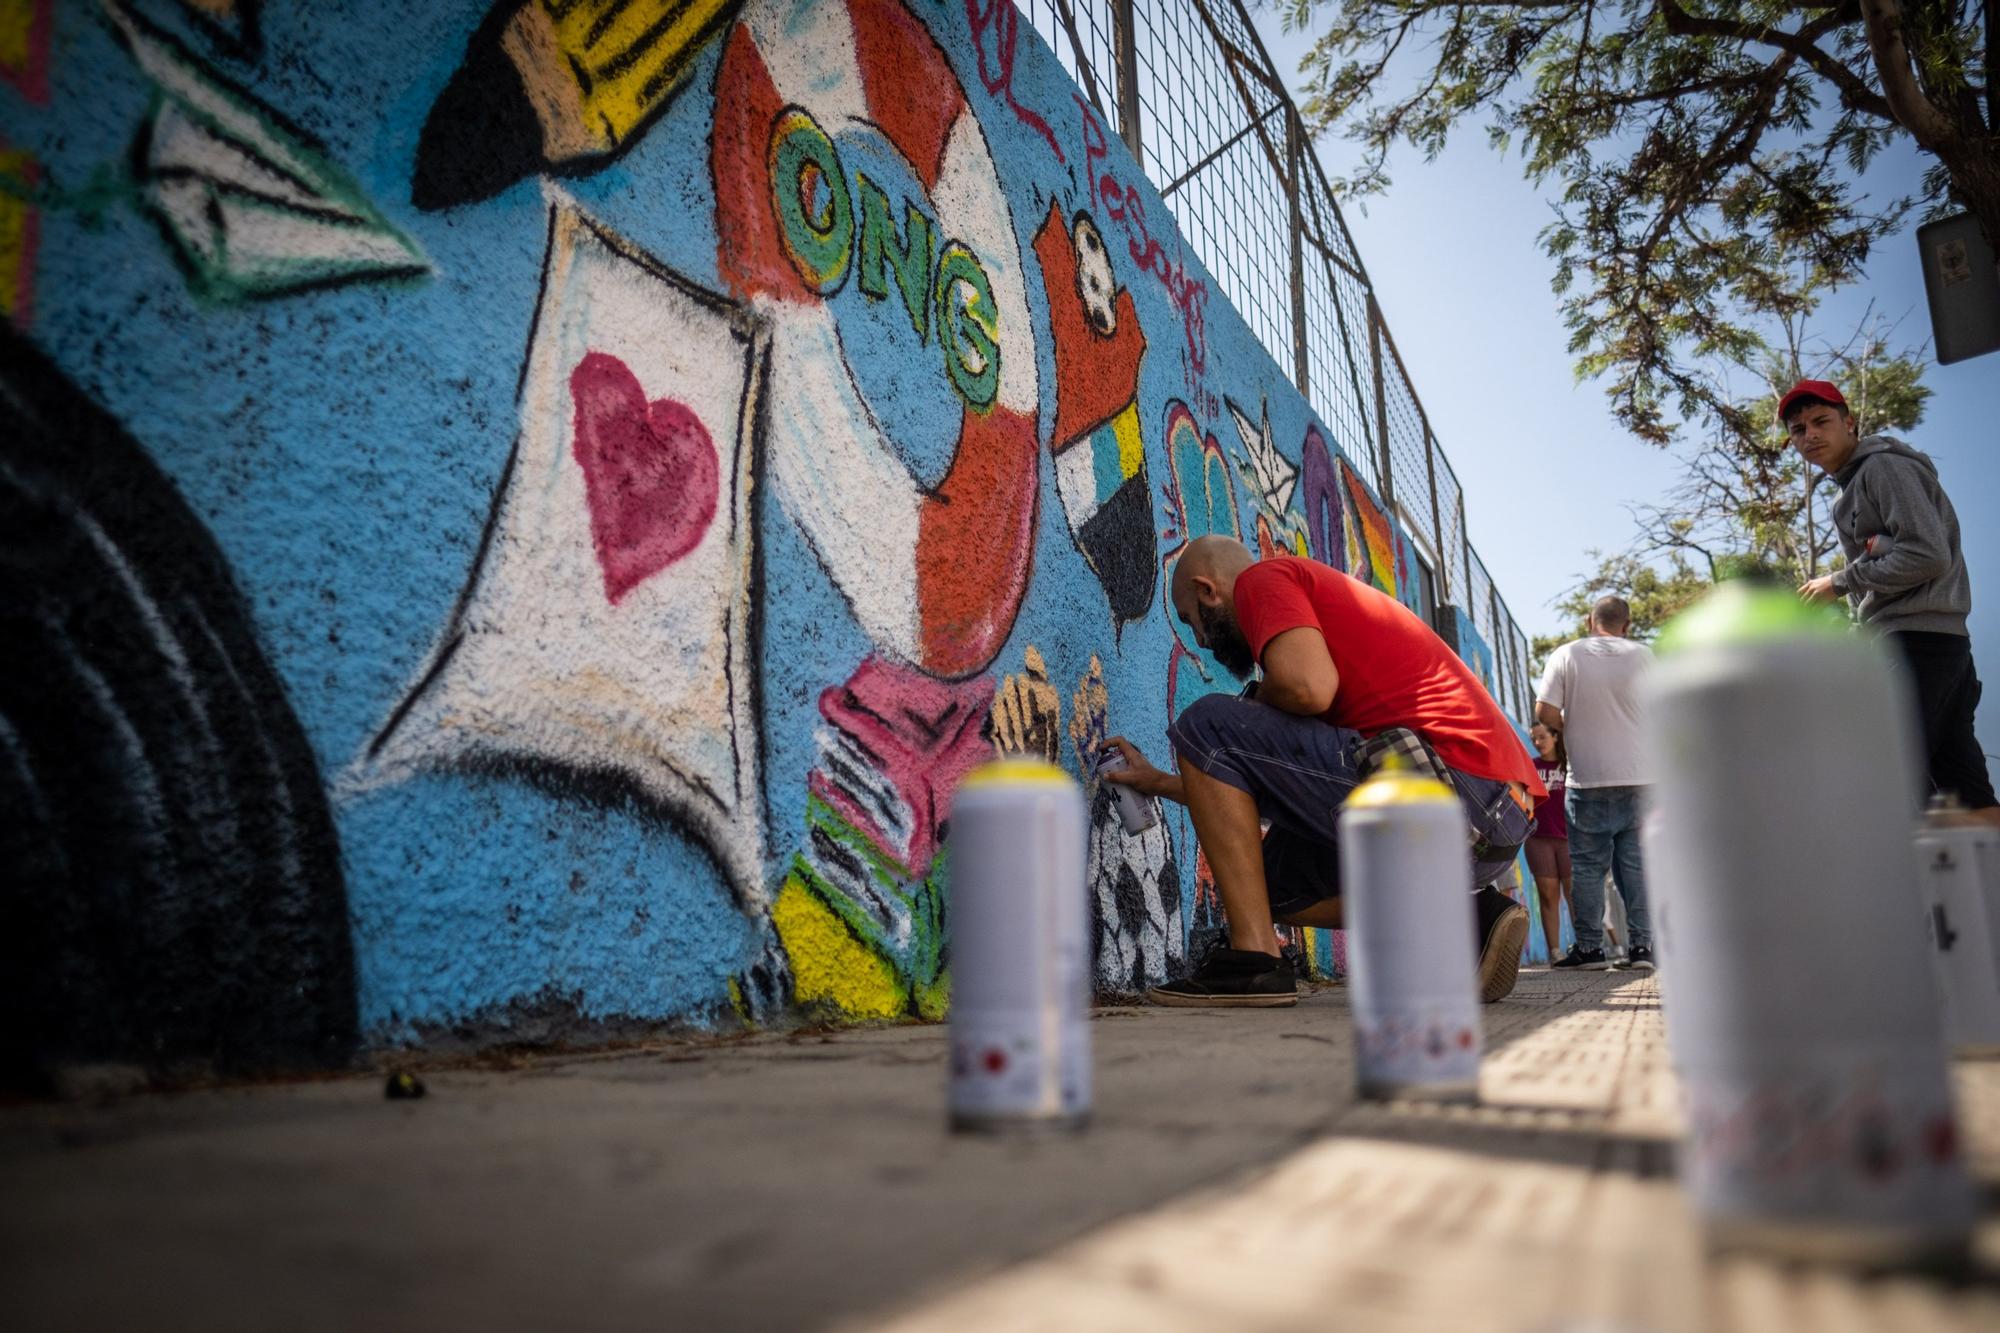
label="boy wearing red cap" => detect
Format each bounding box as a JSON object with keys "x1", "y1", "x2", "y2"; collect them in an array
[{"x1": 1783, "y1": 379, "x2": 1997, "y2": 821}]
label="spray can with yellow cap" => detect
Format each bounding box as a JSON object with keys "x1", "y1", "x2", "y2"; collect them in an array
[
  {"x1": 1646, "y1": 582, "x2": 1973, "y2": 1267},
  {"x1": 1340, "y1": 758, "x2": 1481, "y2": 1102},
  {"x1": 946, "y1": 759, "x2": 1091, "y2": 1132}
]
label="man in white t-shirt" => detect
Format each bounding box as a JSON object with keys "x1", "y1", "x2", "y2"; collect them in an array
[{"x1": 1535, "y1": 596, "x2": 1655, "y2": 972}]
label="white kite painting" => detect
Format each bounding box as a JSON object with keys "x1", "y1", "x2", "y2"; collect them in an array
[{"x1": 357, "y1": 196, "x2": 769, "y2": 908}]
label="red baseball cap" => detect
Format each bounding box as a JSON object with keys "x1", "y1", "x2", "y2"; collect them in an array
[{"x1": 1777, "y1": 379, "x2": 1848, "y2": 422}]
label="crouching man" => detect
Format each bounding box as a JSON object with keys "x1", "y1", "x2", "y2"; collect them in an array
[{"x1": 1104, "y1": 536, "x2": 1541, "y2": 1007}]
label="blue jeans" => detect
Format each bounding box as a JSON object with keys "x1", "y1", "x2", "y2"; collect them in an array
[
  {"x1": 1166, "y1": 693, "x2": 1533, "y2": 917},
  {"x1": 1565, "y1": 785, "x2": 1651, "y2": 953}
]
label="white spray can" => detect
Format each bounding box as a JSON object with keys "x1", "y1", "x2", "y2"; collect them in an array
[
  {"x1": 1645, "y1": 583, "x2": 1973, "y2": 1267},
  {"x1": 1094, "y1": 748, "x2": 1160, "y2": 834},
  {"x1": 1913, "y1": 796, "x2": 2000, "y2": 1057},
  {"x1": 1340, "y1": 761, "x2": 1481, "y2": 1102},
  {"x1": 947, "y1": 759, "x2": 1091, "y2": 1132}
]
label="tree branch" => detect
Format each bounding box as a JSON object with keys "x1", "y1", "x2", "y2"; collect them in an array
[
  {"x1": 1855, "y1": 0, "x2": 1960, "y2": 143},
  {"x1": 1656, "y1": 0, "x2": 1897, "y2": 121}
]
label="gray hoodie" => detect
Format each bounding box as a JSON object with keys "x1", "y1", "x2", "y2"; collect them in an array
[{"x1": 1829, "y1": 435, "x2": 1971, "y2": 636}]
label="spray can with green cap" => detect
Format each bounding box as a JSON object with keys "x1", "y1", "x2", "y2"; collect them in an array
[
  {"x1": 1340, "y1": 756, "x2": 1481, "y2": 1102},
  {"x1": 1646, "y1": 582, "x2": 1972, "y2": 1267}
]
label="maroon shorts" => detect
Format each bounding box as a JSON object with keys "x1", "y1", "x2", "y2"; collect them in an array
[{"x1": 1525, "y1": 836, "x2": 1570, "y2": 881}]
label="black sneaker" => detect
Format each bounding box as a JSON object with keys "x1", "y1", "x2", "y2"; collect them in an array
[
  {"x1": 1618, "y1": 946, "x2": 1656, "y2": 972},
  {"x1": 1473, "y1": 886, "x2": 1529, "y2": 1003},
  {"x1": 1553, "y1": 947, "x2": 1613, "y2": 971},
  {"x1": 1146, "y1": 947, "x2": 1298, "y2": 1007}
]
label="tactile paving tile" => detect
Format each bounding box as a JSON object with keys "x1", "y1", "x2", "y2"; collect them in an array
[{"x1": 865, "y1": 971, "x2": 2000, "y2": 1333}]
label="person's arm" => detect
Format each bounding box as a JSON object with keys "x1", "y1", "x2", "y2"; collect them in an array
[
  {"x1": 1233, "y1": 561, "x2": 1337, "y2": 714},
  {"x1": 1098, "y1": 737, "x2": 1185, "y2": 805},
  {"x1": 1257, "y1": 626, "x2": 1339, "y2": 716},
  {"x1": 1534, "y1": 645, "x2": 1567, "y2": 732},
  {"x1": 1836, "y1": 458, "x2": 1953, "y2": 596}
]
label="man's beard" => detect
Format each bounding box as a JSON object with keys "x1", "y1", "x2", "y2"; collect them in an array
[{"x1": 1198, "y1": 603, "x2": 1256, "y2": 682}]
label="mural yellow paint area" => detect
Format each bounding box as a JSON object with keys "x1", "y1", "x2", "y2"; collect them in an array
[
  {"x1": 0, "y1": 0, "x2": 38, "y2": 77},
  {"x1": 415, "y1": 0, "x2": 743, "y2": 210},
  {"x1": 1067, "y1": 654, "x2": 1109, "y2": 776},
  {"x1": 772, "y1": 875, "x2": 908, "y2": 1021},
  {"x1": 991, "y1": 645, "x2": 1062, "y2": 763},
  {"x1": 1112, "y1": 403, "x2": 1144, "y2": 478},
  {"x1": 0, "y1": 149, "x2": 34, "y2": 325},
  {"x1": 522, "y1": 0, "x2": 738, "y2": 158},
  {"x1": 913, "y1": 970, "x2": 950, "y2": 1022}
]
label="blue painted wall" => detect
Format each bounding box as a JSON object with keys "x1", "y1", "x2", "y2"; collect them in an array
[{"x1": 0, "y1": 0, "x2": 1523, "y2": 1065}]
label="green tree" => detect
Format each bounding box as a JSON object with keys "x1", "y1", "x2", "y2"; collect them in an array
[
  {"x1": 1533, "y1": 310, "x2": 1927, "y2": 665},
  {"x1": 1531, "y1": 550, "x2": 1714, "y2": 672},
  {"x1": 1282, "y1": 0, "x2": 1996, "y2": 443},
  {"x1": 1624, "y1": 309, "x2": 1930, "y2": 582}
]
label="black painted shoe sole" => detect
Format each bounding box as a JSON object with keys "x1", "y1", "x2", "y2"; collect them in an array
[
  {"x1": 1478, "y1": 905, "x2": 1530, "y2": 1003},
  {"x1": 1145, "y1": 986, "x2": 1299, "y2": 1008}
]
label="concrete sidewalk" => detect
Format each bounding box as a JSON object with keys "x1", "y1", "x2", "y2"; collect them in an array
[{"x1": 3, "y1": 971, "x2": 1996, "y2": 1331}]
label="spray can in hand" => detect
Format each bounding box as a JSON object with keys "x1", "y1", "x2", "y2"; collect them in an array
[
  {"x1": 1094, "y1": 746, "x2": 1160, "y2": 835},
  {"x1": 1339, "y1": 758, "x2": 1481, "y2": 1102},
  {"x1": 1646, "y1": 583, "x2": 1972, "y2": 1267},
  {"x1": 947, "y1": 759, "x2": 1092, "y2": 1132}
]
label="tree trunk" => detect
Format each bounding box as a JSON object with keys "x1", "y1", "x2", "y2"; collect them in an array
[{"x1": 1859, "y1": 0, "x2": 2000, "y2": 251}]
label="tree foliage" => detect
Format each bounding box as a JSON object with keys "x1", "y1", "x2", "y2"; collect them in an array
[
  {"x1": 1625, "y1": 308, "x2": 1929, "y2": 582},
  {"x1": 1532, "y1": 311, "x2": 1928, "y2": 666},
  {"x1": 1531, "y1": 550, "x2": 1714, "y2": 670},
  {"x1": 1283, "y1": 0, "x2": 1996, "y2": 443}
]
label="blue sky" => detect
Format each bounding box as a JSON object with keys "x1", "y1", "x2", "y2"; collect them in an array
[{"x1": 1250, "y1": 7, "x2": 2000, "y2": 757}]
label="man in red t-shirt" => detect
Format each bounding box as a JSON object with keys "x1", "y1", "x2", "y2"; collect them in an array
[{"x1": 1104, "y1": 536, "x2": 1541, "y2": 1007}]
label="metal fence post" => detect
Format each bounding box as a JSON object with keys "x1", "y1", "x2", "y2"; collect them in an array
[
  {"x1": 1457, "y1": 489, "x2": 1473, "y2": 615},
  {"x1": 1286, "y1": 111, "x2": 1310, "y2": 398},
  {"x1": 1424, "y1": 430, "x2": 1447, "y2": 602},
  {"x1": 1111, "y1": 0, "x2": 1143, "y2": 163},
  {"x1": 1020, "y1": 0, "x2": 1538, "y2": 702},
  {"x1": 1368, "y1": 294, "x2": 1392, "y2": 507}
]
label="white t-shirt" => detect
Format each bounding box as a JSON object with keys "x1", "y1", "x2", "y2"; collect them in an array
[{"x1": 1537, "y1": 635, "x2": 1653, "y2": 788}]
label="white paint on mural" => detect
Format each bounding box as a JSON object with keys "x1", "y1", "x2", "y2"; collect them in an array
[{"x1": 352, "y1": 195, "x2": 767, "y2": 908}]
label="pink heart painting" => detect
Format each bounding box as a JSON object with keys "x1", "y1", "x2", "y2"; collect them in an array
[{"x1": 568, "y1": 351, "x2": 719, "y2": 604}]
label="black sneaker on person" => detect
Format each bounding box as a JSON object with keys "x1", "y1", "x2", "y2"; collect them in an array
[
  {"x1": 1146, "y1": 946, "x2": 1298, "y2": 1007},
  {"x1": 1473, "y1": 886, "x2": 1530, "y2": 1003},
  {"x1": 1618, "y1": 946, "x2": 1656, "y2": 973},
  {"x1": 1552, "y1": 947, "x2": 1613, "y2": 971}
]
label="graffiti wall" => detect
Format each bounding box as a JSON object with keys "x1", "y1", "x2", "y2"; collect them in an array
[{"x1": 1, "y1": 0, "x2": 1514, "y2": 1067}]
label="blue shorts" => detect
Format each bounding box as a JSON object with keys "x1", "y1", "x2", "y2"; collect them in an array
[{"x1": 1166, "y1": 693, "x2": 1531, "y2": 917}]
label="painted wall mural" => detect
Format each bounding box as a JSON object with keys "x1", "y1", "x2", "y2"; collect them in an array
[
  {"x1": 0, "y1": 331, "x2": 356, "y2": 1084},
  {"x1": 1, "y1": 0, "x2": 1518, "y2": 1067}
]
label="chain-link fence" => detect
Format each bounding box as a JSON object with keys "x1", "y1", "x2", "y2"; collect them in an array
[{"x1": 1018, "y1": 0, "x2": 1531, "y2": 717}]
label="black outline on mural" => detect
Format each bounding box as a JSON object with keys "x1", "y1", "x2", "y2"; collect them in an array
[
  {"x1": 0, "y1": 327, "x2": 357, "y2": 1084},
  {"x1": 411, "y1": 0, "x2": 747, "y2": 212},
  {"x1": 174, "y1": 0, "x2": 263, "y2": 63},
  {"x1": 361, "y1": 197, "x2": 771, "y2": 910},
  {"x1": 708, "y1": 0, "x2": 1044, "y2": 683},
  {"x1": 110, "y1": 1, "x2": 429, "y2": 304},
  {"x1": 767, "y1": 103, "x2": 857, "y2": 302}
]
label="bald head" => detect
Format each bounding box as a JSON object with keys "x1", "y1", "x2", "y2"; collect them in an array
[
  {"x1": 1172, "y1": 535, "x2": 1255, "y2": 604},
  {"x1": 1170, "y1": 536, "x2": 1260, "y2": 680},
  {"x1": 1589, "y1": 596, "x2": 1631, "y2": 637}
]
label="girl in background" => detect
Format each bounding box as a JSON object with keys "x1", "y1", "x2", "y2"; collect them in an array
[{"x1": 1527, "y1": 722, "x2": 1571, "y2": 963}]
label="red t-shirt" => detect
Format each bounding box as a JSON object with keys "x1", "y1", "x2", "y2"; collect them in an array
[{"x1": 1233, "y1": 556, "x2": 1544, "y2": 796}]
